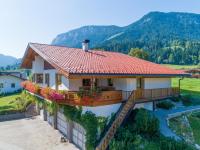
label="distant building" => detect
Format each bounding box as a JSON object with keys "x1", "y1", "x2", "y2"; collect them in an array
[{"x1": 0, "y1": 72, "x2": 25, "y2": 94}]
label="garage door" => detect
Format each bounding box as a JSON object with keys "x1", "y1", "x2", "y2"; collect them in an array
[
  {"x1": 57, "y1": 111, "x2": 68, "y2": 137},
  {"x1": 72, "y1": 122, "x2": 86, "y2": 150},
  {"x1": 47, "y1": 112, "x2": 53, "y2": 126}
]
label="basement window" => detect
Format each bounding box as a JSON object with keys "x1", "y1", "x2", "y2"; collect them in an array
[{"x1": 11, "y1": 83, "x2": 15, "y2": 88}]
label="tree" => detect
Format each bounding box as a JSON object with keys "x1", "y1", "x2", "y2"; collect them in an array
[{"x1": 128, "y1": 48, "x2": 149, "y2": 60}]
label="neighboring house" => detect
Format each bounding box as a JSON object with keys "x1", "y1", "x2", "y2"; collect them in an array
[
  {"x1": 184, "y1": 69, "x2": 200, "y2": 78},
  {"x1": 21, "y1": 41, "x2": 188, "y2": 150},
  {"x1": 0, "y1": 72, "x2": 25, "y2": 94}
]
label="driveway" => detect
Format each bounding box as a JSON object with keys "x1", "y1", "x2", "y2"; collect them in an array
[{"x1": 0, "y1": 116, "x2": 79, "y2": 150}]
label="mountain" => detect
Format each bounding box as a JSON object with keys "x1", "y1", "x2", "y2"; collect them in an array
[
  {"x1": 52, "y1": 25, "x2": 122, "y2": 48},
  {"x1": 52, "y1": 12, "x2": 200, "y2": 65},
  {"x1": 0, "y1": 54, "x2": 18, "y2": 67}
]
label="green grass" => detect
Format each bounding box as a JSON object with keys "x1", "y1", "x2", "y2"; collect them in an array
[
  {"x1": 0, "y1": 93, "x2": 21, "y2": 115},
  {"x1": 188, "y1": 113, "x2": 200, "y2": 145},
  {"x1": 169, "y1": 112, "x2": 200, "y2": 145},
  {"x1": 162, "y1": 64, "x2": 199, "y2": 69},
  {"x1": 172, "y1": 78, "x2": 200, "y2": 105}
]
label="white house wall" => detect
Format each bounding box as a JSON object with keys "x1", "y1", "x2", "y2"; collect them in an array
[
  {"x1": 113, "y1": 78, "x2": 136, "y2": 91},
  {"x1": 82, "y1": 103, "x2": 121, "y2": 117},
  {"x1": 44, "y1": 69, "x2": 57, "y2": 89},
  {"x1": 32, "y1": 56, "x2": 44, "y2": 73},
  {"x1": 0, "y1": 76, "x2": 23, "y2": 93},
  {"x1": 134, "y1": 102, "x2": 153, "y2": 111},
  {"x1": 58, "y1": 76, "x2": 70, "y2": 90},
  {"x1": 69, "y1": 79, "x2": 82, "y2": 91},
  {"x1": 98, "y1": 79, "x2": 108, "y2": 87},
  {"x1": 144, "y1": 78, "x2": 171, "y2": 89}
]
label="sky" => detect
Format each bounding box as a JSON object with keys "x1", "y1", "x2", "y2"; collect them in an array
[{"x1": 0, "y1": 0, "x2": 200, "y2": 58}]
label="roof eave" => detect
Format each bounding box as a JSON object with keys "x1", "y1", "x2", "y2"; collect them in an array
[{"x1": 69, "y1": 73, "x2": 191, "y2": 78}]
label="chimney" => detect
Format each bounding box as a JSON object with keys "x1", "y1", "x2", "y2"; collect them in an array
[{"x1": 82, "y1": 39, "x2": 90, "y2": 52}]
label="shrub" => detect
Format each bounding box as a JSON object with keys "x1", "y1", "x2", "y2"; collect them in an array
[
  {"x1": 181, "y1": 94, "x2": 193, "y2": 106},
  {"x1": 156, "y1": 101, "x2": 174, "y2": 110},
  {"x1": 158, "y1": 136, "x2": 194, "y2": 150},
  {"x1": 134, "y1": 109, "x2": 159, "y2": 137},
  {"x1": 171, "y1": 96, "x2": 180, "y2": 102}
]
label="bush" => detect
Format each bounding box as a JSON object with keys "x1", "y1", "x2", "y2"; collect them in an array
[
  {"x1": 134, "y1": 109, "x2": 159, "y2": 137},
  {"x1": 156, "y1": 101, "x2": 174, "y2": 110},
  {"x1": 158, "y1": 136, "x2": 194, "y2": 150},
  {"x1": 181, "y1": 94, "x2": 193, "y2": 106},
  {"x1": 171, "y1": 96, "x2": 180, "y2": 102},
  {"x1": 109, "y1": 109, "x2": 194, "y2": 150}
]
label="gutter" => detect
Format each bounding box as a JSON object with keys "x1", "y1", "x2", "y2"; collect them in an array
[{"x1": 178, "y1": 77, "x2": 184, "y2": 96}]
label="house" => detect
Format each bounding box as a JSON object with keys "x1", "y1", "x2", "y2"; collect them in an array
[
  {"x1": 0, "y1": 72, "x2": 25, "y2": 94},
  {"x1": 184, "y1": 69, "x2": 200, "y2": 78},
  {"x1": 21, "y1": 40, "x2": 188, "y2": 150}
]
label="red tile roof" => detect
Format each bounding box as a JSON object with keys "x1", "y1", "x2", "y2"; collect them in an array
[{"x1": 22, "y1": 43, "x2": 188, "y2": 76}]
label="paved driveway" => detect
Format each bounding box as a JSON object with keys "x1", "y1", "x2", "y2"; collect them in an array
[{"x1": 0, "y1": 116, "x2": 79, "y2": 150}]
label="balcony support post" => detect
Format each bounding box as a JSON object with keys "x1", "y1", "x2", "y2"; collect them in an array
[
  {"x1": 52, "y1": 103, "x2": 59, "y2": 129},
  {"x1": 178, "y1": 77, "x2": 184, "y2": 96}
]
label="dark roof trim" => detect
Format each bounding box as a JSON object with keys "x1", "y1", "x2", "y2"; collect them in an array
[
  {"x1": 70, "y1": 73, "x2": 190, "y2": 77},
  {"x1": 0, "y1": 74, "x2": 26, "y2": 81}
]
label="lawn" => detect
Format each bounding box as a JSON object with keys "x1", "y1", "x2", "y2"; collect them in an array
[
  {"x1": 0, "y1": 93, "x2": 21, "y2": 115},
  {"x1": 169, "y1": 111, "x2": 200, "y2": 145},
  {"x1": 188, "y1": 112, "x2": 200, "y2": 145},
  {"x1": 172, "y1": 78, "x2": 200, "y2": 105},
  {"x1": 165, "y1": 64, "x2": 200, "y2": 105}
]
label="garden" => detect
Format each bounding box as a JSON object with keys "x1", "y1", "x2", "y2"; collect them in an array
[
  {"x1": 0, "y1": 91, "x2": 34, "y2": 115},
  {"x1": 169, "y1": 111, "x2": 200, "y2": 147},
  {"x1": 110, "y1": 109, "x2": 195, "y2": 150}
]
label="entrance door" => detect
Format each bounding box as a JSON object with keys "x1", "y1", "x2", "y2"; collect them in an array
[{"x1": 135, "y1": 78, "x2": 144, "y2": 99}]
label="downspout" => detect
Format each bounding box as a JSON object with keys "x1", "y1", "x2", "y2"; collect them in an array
[{"x1": 178, "y1": 76, "x2": 184, "y2": 97}]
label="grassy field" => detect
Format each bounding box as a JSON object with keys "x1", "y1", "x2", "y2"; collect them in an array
[
  {"x1": 164, "y1": 64, "x2": 200, "y2": 105},
  {"x1": 0, "y1": 93, "x2": 21, "y2": 114},
  {"x1": 163, "y1": 64, "x2": 199, "y2": 69}
]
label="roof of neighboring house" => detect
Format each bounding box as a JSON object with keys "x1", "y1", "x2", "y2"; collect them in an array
[
  {"x1": 21, "y1": 43, "x2": 189, "y2": 77},
  {"x1": 0, "y1": 72, "x2": 25, "y2": 80}
]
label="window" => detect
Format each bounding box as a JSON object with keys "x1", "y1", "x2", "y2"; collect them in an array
[
  {"x1": 137, "y1": 78, "x2": 142, "y2": 89},
  {"x1": 45, "y1": 73, "x2": 50, "y2": 86},
  {"x1": 11, "y1": 83, "x2": 15, "y2": 88},
  {"x1": 36, "y1": 74, "x2": 43, "y2": 84},
  {"x1": 82, "y1": 79, "x2": 91, "y2": 87},
  {"x1": 56, "y1": 74, "x2": 62, "y2": 86},
  {"x1": 32, "y1": 74, "x2": 36, "y2": 82},
  {"x1": 107, "y1": 78, "x2": 113, "y2": 86},
  {"x1": 0, "y1": 83, "x2": 3, "y2": 88}
]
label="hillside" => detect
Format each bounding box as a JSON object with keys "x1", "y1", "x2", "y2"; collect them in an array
[
  {"x1": 52, "y1": 12, "x2": 200, "y2": 65},
  {"x1": 0, "y1": 54, "x2": 18, "y2": 67}
]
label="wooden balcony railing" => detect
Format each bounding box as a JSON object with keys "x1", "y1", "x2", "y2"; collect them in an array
[
  {"x1": 57, "y1": 90, "x2": 123, "y2": 106},
  {"x1": 134, "y1": 87, "x2": 180, "y2": 102}
]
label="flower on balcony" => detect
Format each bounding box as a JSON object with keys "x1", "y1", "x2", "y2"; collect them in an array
[
  {"x1": 49, "y1": 90, "x2": 65, "y2": 101},
  {"x1": 21, "y1": 81, "x2": 40, "y2": 94},
  {"x1": 40, "y1": 87, "x2": 51, "y2": 99}
]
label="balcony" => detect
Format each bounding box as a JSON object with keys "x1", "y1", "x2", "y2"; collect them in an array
[
  {"x1": 58, "y1": 90, "x2": 123, "y2": 106},
  {"x1": 134, "y1": 87, "x2": 180, "y2": 103},
  {"x1": 21, "y1": 81, "x2": 179, "y2": 107}
]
